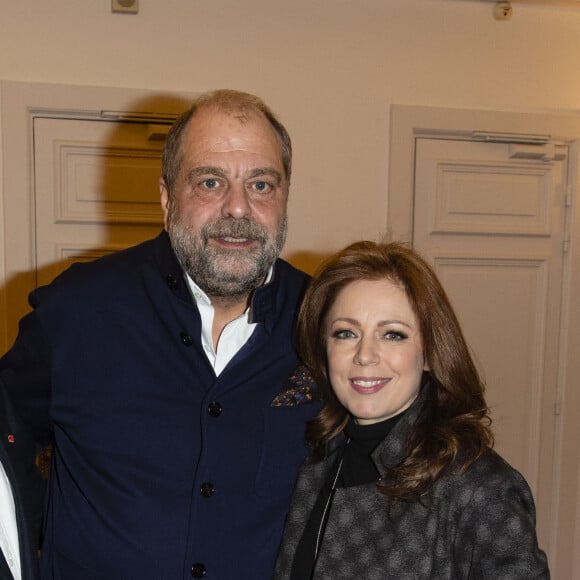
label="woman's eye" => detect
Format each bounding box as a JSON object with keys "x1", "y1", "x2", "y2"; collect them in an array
[
  {"x1": 332, "y1": 329, "x2": 356, "y2": 339},
  {"x1": 385, "y1": 330, "x2": 407, "y2": 341}
]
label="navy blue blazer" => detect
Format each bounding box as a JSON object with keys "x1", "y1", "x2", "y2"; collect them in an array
[
  {"x1": 0, "y1": 389, "x2": 44, "y2": 580},
  {"x1": 0, "y1": 232, "x2": 319, "y2": 579}
]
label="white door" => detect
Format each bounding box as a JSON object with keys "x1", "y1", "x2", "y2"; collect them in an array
[
  {"x1": 0, "y1": 81, "x2": 194, "y2": 353},
  {"x1": 3, "y1": 114, "x2": 171, "y2": 351},
  {"x1": 33, "y1": 116, "x2": 170, "y2": 287},
  {"x1": 21, "y1": 114, "x2": 173, "y2": 477},
  {"x1": 413, "y1": 137, "x2": 567, "y2": 551}
]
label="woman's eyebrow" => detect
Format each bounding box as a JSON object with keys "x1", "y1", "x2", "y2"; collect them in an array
[{"x1": 377, "y1": 319, "x2": 413, "y2": 330}]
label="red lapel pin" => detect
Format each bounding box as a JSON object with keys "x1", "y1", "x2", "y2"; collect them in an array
[{"x1": 7, "y1": 434, "x2": 15, "y2": 443}]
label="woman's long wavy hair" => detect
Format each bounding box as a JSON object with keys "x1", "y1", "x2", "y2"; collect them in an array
[{"x1": 297, "y1": 241, "x2": 493, "y2": 502}]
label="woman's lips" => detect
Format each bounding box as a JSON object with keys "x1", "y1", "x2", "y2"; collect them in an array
[{"x1": 349, "y1": 377, "x2": 390, "y2": 395}]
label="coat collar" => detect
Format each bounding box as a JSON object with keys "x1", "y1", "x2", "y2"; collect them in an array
[
  {"x1": 322, "y1": 384, "x2": 430, "y2": 468},
  {"x1": 153, "y1": 231, "x2": 194, "y2": 304},
  {"x1": 370, "y1": 387, "x2": 428, "y2": 477}
]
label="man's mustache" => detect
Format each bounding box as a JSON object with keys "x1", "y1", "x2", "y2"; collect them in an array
[{"x1": 202, "y1": 219, "x2": 268, "y2": 242}]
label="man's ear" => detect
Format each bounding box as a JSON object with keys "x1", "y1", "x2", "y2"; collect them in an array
[{"x1": 160, "y1": 178, "x2": 170, "y2": 231}]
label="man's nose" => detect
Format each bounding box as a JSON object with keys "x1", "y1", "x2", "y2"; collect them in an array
[{"x1": 221, "y1": 183, "x2": 251, "y2": 219}]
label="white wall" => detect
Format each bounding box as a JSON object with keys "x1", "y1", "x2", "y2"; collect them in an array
[
  {"x1": 2, "y1": 0, "x2": 580, "y2": 261},
  {"x1": 1, "y1": 1, "x2": 579, "y2": 577}
]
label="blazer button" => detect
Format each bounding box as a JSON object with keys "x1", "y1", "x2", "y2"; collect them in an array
[
  {"x1": 208, "y1": 401, "x2": 222, "y2": 417},
  {"x1": 166, "y1": 274, "x2": 178, "y2": 290},
  {"x1": 200, "y1": 482, "x2": 215, "y2": 497},
  {"x1": 180, "y1": 332, "x2": 193, "y2": 347},
  {"x1": 191, "y1": 563, "x2": 206, "y2": 577}
]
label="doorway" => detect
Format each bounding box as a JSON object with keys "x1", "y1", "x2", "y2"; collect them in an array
[
  {"x1": 33, "y1": 115, "x2": 170, "y2": 288},
  {"x1": 388, "y1": 104, "x2": 580, "y2": 578},
  {"x1": 0, "y1": 81, "x2": 195, "y2": 350}
]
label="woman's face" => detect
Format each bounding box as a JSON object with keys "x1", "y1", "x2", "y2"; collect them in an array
[{"x1": 325, "y1": 278, "x2": 428, "y2": 425}]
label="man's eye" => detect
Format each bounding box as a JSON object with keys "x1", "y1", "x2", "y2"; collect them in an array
[
  {"x1": 251, "y1": 181, "x2": 271, "y2": 193},
  {"x1": 202, "y1": 178, "x2": 219, "y2": 189}
]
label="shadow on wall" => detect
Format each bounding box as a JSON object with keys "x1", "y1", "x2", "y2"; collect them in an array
[
  {"x1": 2, "y1": 91, "x2": 197, "y2": 476},
  {"x1": 286, "y1": 251, "x2": 332, "y2": 276},
  {"x1": 1, "y1": 92, "x2": 193, "y2": 355}
]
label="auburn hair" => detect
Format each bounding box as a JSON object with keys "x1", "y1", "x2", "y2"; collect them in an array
[{"x1": 297, "y1": 241, "x2": 493, "y2": 501}]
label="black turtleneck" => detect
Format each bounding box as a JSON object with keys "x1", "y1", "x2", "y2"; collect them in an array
[
  {"x1": 338, "y1": 413, "x2": 403, "y2": 487},
  {"x1": 290, "y1": 411, "x2": 407, "y2": 580}
]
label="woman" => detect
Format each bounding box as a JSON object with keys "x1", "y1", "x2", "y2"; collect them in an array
[{"x1": 274, "y1": 241, "x2": 549, "y2": 579}]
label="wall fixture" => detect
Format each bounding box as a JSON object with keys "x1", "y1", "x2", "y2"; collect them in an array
[
  {"x1": 493, "y1": 1, "x2": 513, "y2": 19},
  {"x1": 111, "y1": 0, "x2": 139, "y2": 14}
]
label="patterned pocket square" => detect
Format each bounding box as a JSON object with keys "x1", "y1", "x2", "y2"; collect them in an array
[{"x1": 271, "y1": 364, "x2": 318, "y2": 407}]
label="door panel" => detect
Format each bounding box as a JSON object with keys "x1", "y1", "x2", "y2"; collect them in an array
[
  {"x1": 413, "y1": 137, "x2": 566, "y2": 550},
  {"x1": 33, "y1": 116, "x2": 169, "y2": 287}
]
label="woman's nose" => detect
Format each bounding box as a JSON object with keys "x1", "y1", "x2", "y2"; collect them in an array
[{"x1": 353, "y1": 337, "x2": 380, "y2": 366}]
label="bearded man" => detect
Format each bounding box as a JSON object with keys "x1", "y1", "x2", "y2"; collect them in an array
[{"x1": 0, "y1": 90, "x2": 319, "y2": 580}]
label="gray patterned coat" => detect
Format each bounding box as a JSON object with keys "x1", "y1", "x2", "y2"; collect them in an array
[{"x1": 274, "y1": 397, "x2": 549, "y2": 579}]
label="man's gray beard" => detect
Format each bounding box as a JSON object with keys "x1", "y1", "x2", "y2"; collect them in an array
[{"x1": 168, "y1": 213, "x2": 287, "y2": 299}]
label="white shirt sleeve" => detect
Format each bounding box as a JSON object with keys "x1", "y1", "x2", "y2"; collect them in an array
[{"x1": 0, "y1": 459, "x2": 21, "y2": 580}]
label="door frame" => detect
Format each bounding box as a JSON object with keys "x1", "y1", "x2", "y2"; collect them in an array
[
  {"x1": 0, "y1": 81, "x2": 196, "y2": 351},
  {"x1": 388, "y1": 104, "x2": 580, "y2": 579}
]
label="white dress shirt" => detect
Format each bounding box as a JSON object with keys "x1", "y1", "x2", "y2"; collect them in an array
[
  {"x1": 185, "y1": 268, "x2": 273, "y2": 376},
  {"x1": 0, "y1": 459, "x2": 21, "y2": 580}
]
